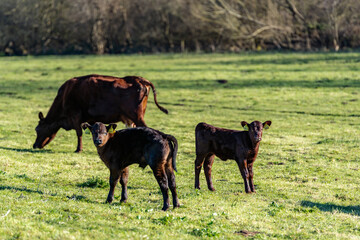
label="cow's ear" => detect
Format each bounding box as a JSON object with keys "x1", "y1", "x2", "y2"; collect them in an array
[
  {"x1": 107, "y1": 124, "x2": 117, "y2": 134},
  {"x1": 241, "y1": 121, "x2": 249, "y2": 131},
  {"x1": 263, "y1": 121, "x2": 272, "y2": 130},
  {"x1": 39, "y1": 112, "x2": 45, "y2": 121},
  {"x1": 81, "y1": 122, "x2": 91, "y2": 131}
]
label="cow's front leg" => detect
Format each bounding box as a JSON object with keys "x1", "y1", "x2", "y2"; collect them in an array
[
  {"x1": 75, "y1": 127, "x2": 83, "y2": 153},
  {"x1": 236, "y1": 158, "x2": 251, "y2": 193}
]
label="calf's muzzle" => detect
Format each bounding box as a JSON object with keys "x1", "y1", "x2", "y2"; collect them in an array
[{"x1": 94, "y1": 139, "x2": 103, "y2": 145}]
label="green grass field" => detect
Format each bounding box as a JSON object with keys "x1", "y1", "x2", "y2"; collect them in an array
[{"x1": 0, "y1": 52, "x2": 359, "y2": 239}]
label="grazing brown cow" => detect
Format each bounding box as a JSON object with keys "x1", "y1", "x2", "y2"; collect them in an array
[
  {"x1": 33, "y1": 74, "x2": 168, "y2": 152},
  {"x1": 194, "y1": 121, "x2": 271, "y2": 193},
  {"x1": 81, "y1": 122, "x2": 180, "y2": 211}
]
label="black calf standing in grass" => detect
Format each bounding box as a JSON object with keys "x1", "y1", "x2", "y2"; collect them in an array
[
  {"x1": 82, "y1": 122, "x2": 180, "y2": 211},
  {"x1": 194, "y1": 120, "x2": 271, "y2": 193}
]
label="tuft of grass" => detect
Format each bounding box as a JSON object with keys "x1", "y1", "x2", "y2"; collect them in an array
[
  {"x1": 190, "y1": 227, "x2": 219, "y2": 237},
  {"x1": 77, "y1": 176, "x2": 108, "y2": 188}
]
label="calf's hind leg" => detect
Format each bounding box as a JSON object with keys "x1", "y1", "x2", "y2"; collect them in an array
[
  {"x1": 166, "y1": 163, "x2": 180, "y2": 208},
  {"x1": 151, "y1": 165, "x2": 170, "y2": 211}
]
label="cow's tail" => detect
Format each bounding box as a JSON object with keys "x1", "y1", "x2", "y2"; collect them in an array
[
  {"x1": 138, "y1": 77, "x2": 168, "y2": 114},
  {"x1": 166, "y1": 134, "x2": 178, "y2": 172}
]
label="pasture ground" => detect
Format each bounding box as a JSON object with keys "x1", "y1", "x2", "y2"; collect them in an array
[{"x1": 0, "y1": 52, "x2": 359, "y2": 239}]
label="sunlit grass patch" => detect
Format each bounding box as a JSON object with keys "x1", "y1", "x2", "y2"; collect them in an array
[{"x1": 0, "y1": 52, "x2": 359, "y2": 239}]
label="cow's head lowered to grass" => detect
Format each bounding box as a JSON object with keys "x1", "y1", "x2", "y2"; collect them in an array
[{"x1": 33, "y1": 112, "x2": 60, "y2": 149}]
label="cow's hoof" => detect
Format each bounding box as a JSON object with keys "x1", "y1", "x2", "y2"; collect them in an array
[
  {"x1": 208, "y1": 187, "x2": 215, "y2": 191},
  {"x1": 75, "y1": 149, "x2": 82, "y2": 153}
]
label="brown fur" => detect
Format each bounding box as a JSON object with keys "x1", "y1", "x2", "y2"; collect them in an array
[
  {"x1": 33, "y1": 74, "x2": 168, "y2": 152},
  {"x1": 82, "y1": 122, "x2": 179, "y2": 211},
  {"x1": 194, "y1": 121, "x2": 271, "y2": 193}
]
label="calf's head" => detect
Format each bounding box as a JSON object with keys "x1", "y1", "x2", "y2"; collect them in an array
[
  {"x1": 33, "y1": 112, "x2": 59, "y2": 149},
  {"x1": 81, "y1": 122, "x2": 117, "y2": 147},
  {"x1": 241, "y1": 120, "x2": 272, "y2": 143}
]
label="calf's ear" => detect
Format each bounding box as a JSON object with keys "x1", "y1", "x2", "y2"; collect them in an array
[
  {"x1": 107, "y1": 124, "x2": 117, "y2": 134},
  {"x1": 241, "y1": 121, "x2": 249, "y2": 131},
  {"x1": 39, "y1": 112, "x2": 44, "y2": 120},
  {"x1": 81, "y1": 122, "x2": 91, "y2": 131},
  {"x1": 263, "y1": 121, "x2": 272, "y2": 130}
]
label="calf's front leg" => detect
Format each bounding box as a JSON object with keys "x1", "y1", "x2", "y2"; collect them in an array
[
  {"x1": 194, "y1": 154, "x2": 206, "y2": 189},
  {"x1": 248, "y1": 164, "x2": 256, "y2": 193},
  {"x1": 236, "y1": 158, "x2": 251, "y2": 193},
  {"x1": 204, "y1": 154, "x2": 215, "y2": 191},
  {"x1": 120, "y1": 167, "x2": 129, "y2": 203},
  {"x1": 106, "y1": 170, "x2": 120, "y2": 203}
]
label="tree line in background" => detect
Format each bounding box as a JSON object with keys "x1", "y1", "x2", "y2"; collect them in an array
[{"x1": 1, "y1": 0, "x2": 360, "y2": 55}]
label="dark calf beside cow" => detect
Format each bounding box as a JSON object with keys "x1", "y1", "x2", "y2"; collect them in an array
[
  {"x1": 33, "y1": 74, "x2": 168, "y2": 152},
  {"x1": 81, "y1": 122, "x2": 180, "y2": 211},
  {"x1": 194, "y1": 121, "x2": 271, "y2": 193}
]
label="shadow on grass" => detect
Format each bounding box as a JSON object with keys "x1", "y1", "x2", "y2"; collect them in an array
[
  {"x1": 0, "y1": 185, "x2": 43, "y2": 194},
  {"x1": 199, "y1": 53, "x2": 360, "y2": 66},
  {"x1": 158, "y1": 78, "x2": 360, "y2": 90},
  {"x1": 301, "y1": 200, "x2": 360, "y2": 216},
  {"x1": 0, "y1": 185, "x2": 99, "y2": 203},
  {"x1": 0, "y1": 146, "x2": 53, "y2": 153},
  {"x1": 162, "y1": 101, "x2": 360, "y2": 118}
]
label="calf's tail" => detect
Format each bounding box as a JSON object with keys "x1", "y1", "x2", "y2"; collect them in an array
[
  {"x1": 166, "y1": 134, "x2": 178, "y2": 172},
  {"x1": 138, "y1": 77, "x2": 168, "y2": 114}
]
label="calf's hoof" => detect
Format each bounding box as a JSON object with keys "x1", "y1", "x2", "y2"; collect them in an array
[
  {"x1": 162, "y1": 205, "x2": 170, "y2": 211},
  {"x1": 120, "y1": 199, "x2": 127, "y2": 203},
  {"x1": 208, "y1": 186, "x2": 215, "y2": 191},
  {"x1": 75, "y1": 149, "x2": 82, "y2": 153},
  {"x1": 106, "y1": 198, "x2": 113, "y2": 204},
  {"x1": 245, "y1": 191, "x2": 255, "y2": 194}
]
